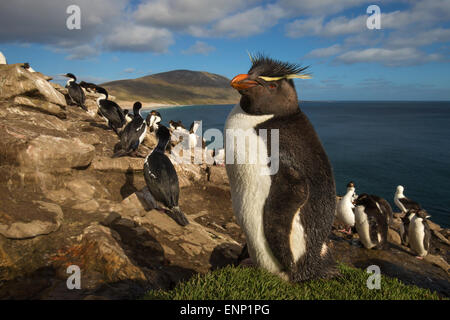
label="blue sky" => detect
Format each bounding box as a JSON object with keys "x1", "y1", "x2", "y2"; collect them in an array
[{"x1": 1, "y1": 0, "x2": 449, "y2": 100}]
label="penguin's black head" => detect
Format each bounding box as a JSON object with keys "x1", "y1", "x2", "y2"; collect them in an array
[
  {"x1": 65, "y1": 73, "x2": 76, "y2": 80},
  {"x1": 22, "y1": 63, "x2": 30, "y2": 69},
  {"x1": 410, "y1": 208, "x2": 430, "y2": 220},
  {"x1": 150, "y1": 110, "x2": 161, "y2": 117},
  {"x1": 354, "y1": 193, "x2": 370, "y2": 206},
  {"x1": 230, "y1": 54, "x2": 309, "y2": 116},
  {"x1": 124, "y1": 109, "x2": 129, "y2": 115},
  {"x1": 347, "y1": 181, "x2": 355, "y2": 188}
]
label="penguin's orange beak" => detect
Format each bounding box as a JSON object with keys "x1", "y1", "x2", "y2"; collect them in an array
[{"x1": 230, "y1": 74, "x2": 258, "y2": 90}]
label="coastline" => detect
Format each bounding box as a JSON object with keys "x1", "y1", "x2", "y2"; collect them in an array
[{"x1": 117, "y1": 100, "x2": 235, "y2": 110}]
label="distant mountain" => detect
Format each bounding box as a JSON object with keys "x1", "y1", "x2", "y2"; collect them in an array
[{"x1": 100, "y1": 70, "x2": 240, "y2": 106}]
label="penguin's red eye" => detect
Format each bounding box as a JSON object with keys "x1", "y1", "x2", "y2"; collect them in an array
[{"x1": 269, "y1": 83, "x2": 277, "y2": 89}]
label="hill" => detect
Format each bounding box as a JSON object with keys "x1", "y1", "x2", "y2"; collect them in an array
[{"x1": 101, "y1": 69, "x2": 240, "y2": 106}]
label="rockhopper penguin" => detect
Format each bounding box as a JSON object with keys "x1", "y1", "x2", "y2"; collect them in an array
[
  {"x1": 353, "y1": 193, "x2": 392, "y2": 249},
  {"x1": 407, "y1": 208, "x2": 431, "y2": 259},
  {"x1": 335, "y1": 184, "x2": 355, "y2": 234},
  {"x1": 225, "y1": 55, "x2": 336, "y2": 282}
]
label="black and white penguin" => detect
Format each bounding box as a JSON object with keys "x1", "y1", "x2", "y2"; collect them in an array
[
  {"x1": 146, "y1": 110, "x2": 162, "y2": 132},
  {"x1": 335, "y1": 184, "x2": 355, "y2": 234},
  {"x1": 399, "y1": 211, "x2": 414, "y2": 246},
  {"x1": 213, "y1": 148, "x2": 225, "y2": 166},
  {"x1": 94, "y1": 86, "x2": 126, "y2": 135},
  {"x1": 143, "y1": 125, "x2": 189, "y2": 226},
  {"x1": 225, "y1": 55, "x2": 336, "y2": 282},
  {"x1": 347, "y1": 181, "x2": 358, "y2": 201},
  {"x1": 408, "y1": 208, "x2": 431, "y2": 259},
  {"x1": 353, "y1": 193, "x2": 391, "y2": 249},
  {"x1": 79, "y1": 81, "x2": 97, "y2": 93},
  {"x1": 113, "y1": 102, "x2": 147, "y2": 158},
  {"x1": 394, "y1": 185, "x2": 421, "y2": 213},
  {"x1": 169, "y1": 120, "x2": 189, "y2": 144},
  {"x1": 64, "y1": 73, "x2": 87, "y2": 111}
]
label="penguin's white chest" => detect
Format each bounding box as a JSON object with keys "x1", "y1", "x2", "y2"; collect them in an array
[
  {"x1": 225, "y1": 104, "x2": 283, "y2": 274},
  {"x1": 409, "y1": 217, "x2": 427, "y2": 257},
  {"x1": 354, "y1": 205, "x2": 376, "y2": 249},
  {"x1": 336, "y1": 193, "x2": 355, "y2": 227}
]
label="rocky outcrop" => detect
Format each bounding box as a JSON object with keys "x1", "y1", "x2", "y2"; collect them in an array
[
  {"x1": 0, "y1": 64, "x2": 66, "y2": 118},
  {"x1": 0, "y1": 201, "x2": 63, "y2": 239}
]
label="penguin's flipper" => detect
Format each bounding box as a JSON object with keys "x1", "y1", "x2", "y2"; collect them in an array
[
  {"x1": 263, "y1": 169, "x2": 309, "y2": 272},
  {"x1": 423, "y1": 222, "x2": 431, "y2": 252}
]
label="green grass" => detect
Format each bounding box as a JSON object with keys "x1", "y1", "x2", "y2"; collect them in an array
[{"x1": 144, "y1": 264, "x2": 444, "y2": 300}]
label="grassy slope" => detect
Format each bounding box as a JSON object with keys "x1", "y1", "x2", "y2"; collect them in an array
[
  {"x1": 101, "y1": 70, "x2": 240, "y2": 105},
  {"x1": 144, "y1": 264, "x2": 443, "y2": 300}
]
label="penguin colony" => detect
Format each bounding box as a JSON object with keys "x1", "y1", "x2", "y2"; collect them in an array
[
  {"x1": 336, "y1": 181, "x2": 431, "y2": 259},
  {"x1": 56, "y1": 70, "x2": 219, "y2": 225},
  {"x1": 7, "y1": 52, "x2": 434, "y2": 282}
]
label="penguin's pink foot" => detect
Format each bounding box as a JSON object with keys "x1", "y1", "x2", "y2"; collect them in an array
[
  {"x1": 338, "y1": 228, "x2": 352, "y2": 235},
  {"x1": 415, "y1": 256, "x2": 424, "y2": 260}
]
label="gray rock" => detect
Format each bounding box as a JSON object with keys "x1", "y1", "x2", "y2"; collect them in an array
[
  {"x1": 0, "y1": 64, "x2": 66, "y2": 111},
  {"x1": 0, "y1": 201, "x2": 63, "y2": 239}
]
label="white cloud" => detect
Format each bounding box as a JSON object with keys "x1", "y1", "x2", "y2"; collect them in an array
[
  {"x1": 0, "y1": 0, "x2": 128, "y2": 45},
  {"x1": 386, "y1": 28, "x2": 450, "y2": 48},
  {"x1": 134, "y1": 0, "x2": 253, "y2": 28},
  {"x1": 286, "y1": 15, "x2": 366, "y2": 38},
  {"x1": 123, "y1": 68, "x2": 136, "y2": 73},
  {"x1": 278, "y1": 0, "x2": 372, "y2": 16},
  {"x1": 305, "y1": 44, "x2": 343, "y2": 58},
  {"x1": 212, "y1": 4, "x2": 286, "y2": 37},
  {"x1": 103, "y1": 25, "x2": 174, "y2": 53},
  {"x1": 335, "y1": 47, "x2": 445, "y2": 66},
  {"x1": 182, "y1": 41, "x2": 215, "y2": 55}
]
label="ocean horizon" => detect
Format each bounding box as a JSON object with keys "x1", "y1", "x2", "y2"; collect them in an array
[{"x1": 143, "y1": 101, "x2": 450, "y2": 228}]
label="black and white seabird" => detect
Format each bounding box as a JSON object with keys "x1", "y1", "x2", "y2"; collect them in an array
[
  {"x1": 63, "y1": 73, "x2": 87, "y2": 111},
  {"x1": 394, "y1": 185, "x2": 421, "y2": 213},
  {"x1": 169, "y1": 120, "x2": 189, "y2": 144},
  {"x1": 353, "y1": 193, "x2": 392, "y2": 250},
  {"x1": 113, "y1": 102, "x2": 147, "y2": 158},
  {"x1": 408, "y1": 208, "x2": 431, "y2": 259},
  {"x1": 146, "y1": 110, "x2": 161, "y2": 132},
  {"x1": 79, "y1": 81, "x2": 97, "y2": 93},
  {"x1": 94, "y1": 86, "x2": 126, "y2": 135},
  {"x1": 123, "y1": 109, "x2": 133, "y2": 123},
  {"x1": 22, "y1": 62, "x2": 36, "y2": 73},
  {"x1": 225, "y1": 55, "x2": 336, "y2": 282},
  {"x1": 143, "y1": 125, "x2": 189, "y2": 226}
]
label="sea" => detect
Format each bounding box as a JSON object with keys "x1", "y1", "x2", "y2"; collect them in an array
[{"x1": 143, "y1": 101, "x2": 450, "y2": 228}]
